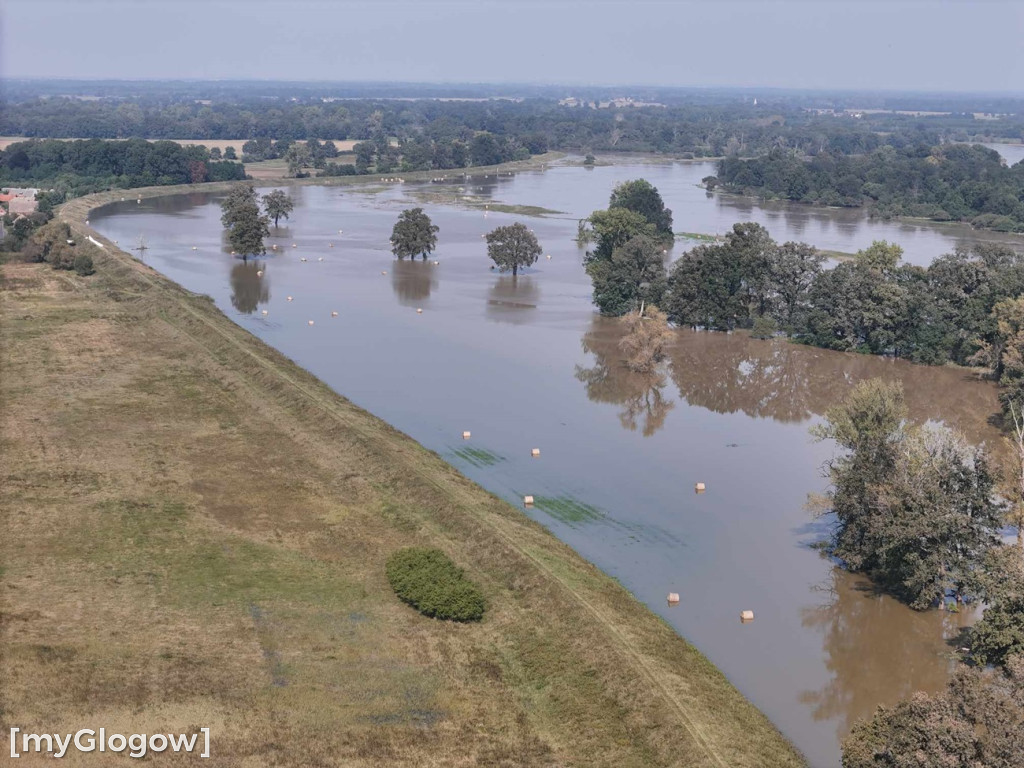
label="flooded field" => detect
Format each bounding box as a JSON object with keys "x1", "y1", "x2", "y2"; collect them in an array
[{"x1": 91, "y1": 159, "x2": 1015, "y2": 766}]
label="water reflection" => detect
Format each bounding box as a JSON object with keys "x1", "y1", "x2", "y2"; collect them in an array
[
  {"x1": 485, "y1": 275, "x2": 540, "y2": 324},
  {"x1": 663, "y1": 326, "x2": 998, "y2": 445},
  {"x1": 390, "y1": 258, "x2": 438, "y2": 306},
  {"x1": 799, "y1": 569, "x2": 972, "y2": 739},
  {"x1": 576, "y1": 318, "x2": 675, "y2": 437},
  {"x1": 229, "y1": 260, "x2": 269, "y2": 314}
]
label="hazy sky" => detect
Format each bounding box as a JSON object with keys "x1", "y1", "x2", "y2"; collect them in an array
[{"x1": 3, "y1": 0, "x2": 1022, "y2": 92}]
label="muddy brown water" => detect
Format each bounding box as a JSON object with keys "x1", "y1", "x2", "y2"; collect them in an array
[{"x1": 91, "y1": 158, "x2": 1018, "y2": 767}]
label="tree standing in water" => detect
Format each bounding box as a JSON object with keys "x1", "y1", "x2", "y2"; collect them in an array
[
  {"x1": 262, "y1": 189, "x2": 295, "y2": 229},
  {"x1": 619, "y1": 304, "x2": 673, "y2": 373},
  {"x1": 485, "y1": 222, "x2": 541, "y2": 276},
  {"x1": 391, "y1": 208, "x2": 439, "y2": 259},
  {"x1": 220, "y1": 183, "x2": 269, "y2": 258}
]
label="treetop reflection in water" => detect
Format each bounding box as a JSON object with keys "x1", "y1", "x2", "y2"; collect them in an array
[
  {"x1": 390, "y1": 257, "x2": 437, "y2": 305},
  {"x1": 486, "y1": 274, "x2": 541, "y2": 325},
  {"x1": 229, "y1": 259, "x2": 269, "y2": 314},
  {"x1": 799, "y1": 569, "x2": 973, "y2": 742},
  {"x1": 578, "y1": 316, "x2": 1001, "y2": 447},
  {"x1": 576, "y1": 319, "x2": 674, "y2": 436}
]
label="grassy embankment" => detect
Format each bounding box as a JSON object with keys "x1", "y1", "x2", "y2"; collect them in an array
[{"x1": 0, "y1": 179, "x2": 804, "y2": 766}]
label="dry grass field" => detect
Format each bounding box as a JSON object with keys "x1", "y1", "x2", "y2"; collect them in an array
[{"x1": 0, "y1": 197, "x2": 804, "y2": 766}]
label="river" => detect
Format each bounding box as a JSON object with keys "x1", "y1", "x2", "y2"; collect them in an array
[{"x1": 91, "y1": 157, "x2": 1018, "y2": 767}]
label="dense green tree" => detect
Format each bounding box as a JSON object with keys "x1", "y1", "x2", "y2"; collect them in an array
[
  {"x1": 485, "y1": 222, "x2": 541, "y2": 276},
  {"x1": 470, "y1": 132, "x2": 504, "y2": 166},
  {"x1": 772, "y1": 241, "x2": 825, "y2": 331},
  {"x1": 664, "y1": 223, "x2": 778, "y2": 330},
  {"x1": 968, "y1": 548, "x2": 1024, "y2": 666},
  {"x1": 390, "y1": 207, "x2": 439, "y2": 259},
  {"x1": 608, "y1": 178, "x2": 674, "y2": 239},
  {"x1": 586, "y1": 234, "x2": 667, "y2": 316},
  {"x1": 220, "y1": 184, "x2": 269, "y2": 258},
  {"x1": 803, "y1": 242, "x2": 909, "y2": 355},
  {"x1": 586, "y1": 208, "x2": 654, "y2": 263},
  {"x1": 811, "y1": 379, "x2": 908, "y2": 569},
  {"x1": 261, "y1": 189, "x2": 294, "y2": 228},
  {"x1": 284, "y1": 143, "x2": 312, "y2": 177},
  {"x1": 813, "y1": 379, "x2": 1004, "y2": 608}
]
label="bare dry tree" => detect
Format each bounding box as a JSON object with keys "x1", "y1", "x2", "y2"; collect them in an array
[{"x1": 619, "y1": 303, "x2": 673, "y2": 373}]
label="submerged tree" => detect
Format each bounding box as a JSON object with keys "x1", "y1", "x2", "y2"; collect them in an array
[
  {"x1": 220, "y1": 183, "x2": 269, "y2": 258},
  {"x1": 619, "y1": 304, "x2": 673, "y2": 373},
  {"x1": 262, "y1": 189, "x2": 295, "y2": 229},
  {"x1": 485, "y1": 222, "x2": 541, "y2": 275},
  {"x1": 391, "y1": 208, "x2": 439, "y2": 259},
  {"x1": 842, "y1": 655, "x2": 1024, "y2": 768},
  {"x1": 812, "y1": 379, "x2": 1004, "y2": 608},
  {"x1": 587, "y1": 233, "x2": 667, "y2": 317}
]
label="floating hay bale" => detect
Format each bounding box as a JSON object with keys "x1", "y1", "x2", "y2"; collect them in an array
[
  {"x1": 381, "y1": 271, "x2": 387, "y2": 275},
  {"x1": 287, "y1": 296, "x2": 293, "y2": 302},
  {"x1": 417, "y1": 308, "x2": 423, "y2": 314},
  {"x1": 740, "y1": 610, "x2": 754, "y2": 622},
  {"x1": 191, "y1": 246, "x2": 197, "y2": 251},
  {"x1": 667, "y1": 593, "x2": 680, "y2": 604},
  {"x1": 462, "y1": 431, "x2": 471, "y2": 439},
  {"x1": 523, "y1": 495, "x2": 534, "y2": 506},
  {"x1": 292, "y1": 243, "x2": 297, "y2": 248},
  {"x1": 695, "y1": 482, "x2": 706, "y2": 493},
  {"x1": 531, "y1": 448, "x2": 541, "y2": 457},
  {"x1": 308, "y1": 320, "x2": 315, "y2": 326},
  {"x1": 331, "y1": 311, "x2": 338, "y2": 317}
]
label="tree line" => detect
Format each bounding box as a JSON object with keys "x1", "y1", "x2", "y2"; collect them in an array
[
  {"x1": 710, "y1": 143, "x2": 1024, "y2": 232},
  {"x1": 4, "y1": 92, "x2": 1021, "y2": 160},
  {"x1": 0, "y1": 138, "x2": 246, "y2": 196},
  {"x1": 582, "y1": 182, "x2": 1024, "y2": 410}
]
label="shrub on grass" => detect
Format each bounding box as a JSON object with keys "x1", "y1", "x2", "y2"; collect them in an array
[
  {"x1": 73, "y1": 252, "x2": 95, "y2": 276},
  {"x1": 385, "y1": 547, "x2": 486, "y2": 622}
]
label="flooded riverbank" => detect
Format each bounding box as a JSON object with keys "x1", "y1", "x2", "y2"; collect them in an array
[{"x1": 91, "y1": 159, "x2": 1009, "y2": 766}]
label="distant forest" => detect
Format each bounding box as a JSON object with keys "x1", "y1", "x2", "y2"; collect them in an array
[
  {"x1": 2, "y1": 86, "x2": 1022, "y2": 155},
  {"x1": 711, "y1": 144, "x2": 1024, "y2": 232},
  {"x1": 2, "y1": 82, "x2": 1023, "y2": 230}
]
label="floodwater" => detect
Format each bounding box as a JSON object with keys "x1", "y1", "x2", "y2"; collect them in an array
[{"x1": 91, "y1": 159, "x2": 1016, "y2": 767}]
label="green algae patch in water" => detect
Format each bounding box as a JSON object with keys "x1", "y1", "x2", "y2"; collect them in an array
[
  {"x1": 531, "y1": 495, "x2": 605, "y2": 526},
  {"x1": 451, "y1": 446, "x2": 506, "y2": 467}
]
